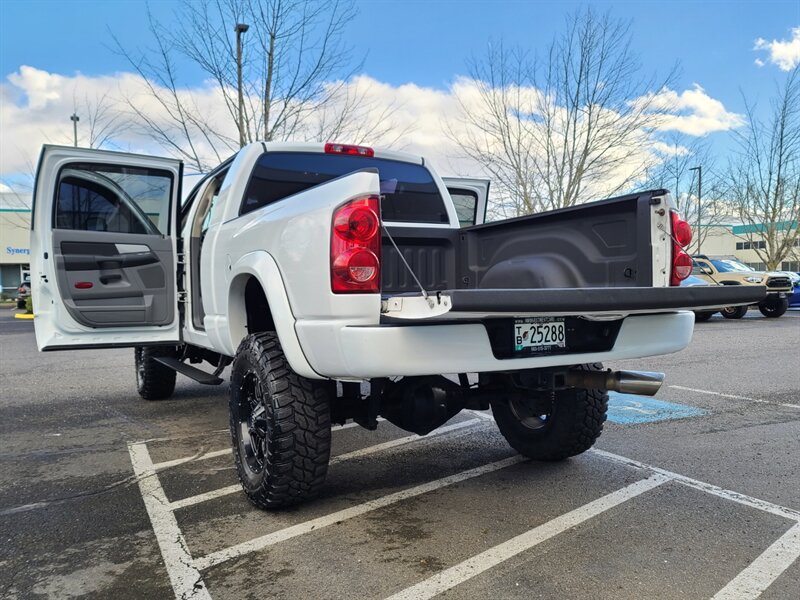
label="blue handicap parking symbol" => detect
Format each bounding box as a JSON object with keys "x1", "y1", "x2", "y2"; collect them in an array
[{"x1": 606, "y1": 392, "x2": 707, "y2": 424}]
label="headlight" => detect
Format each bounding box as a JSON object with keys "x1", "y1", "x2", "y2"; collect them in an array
[{"x1": 744, "y1": 277, "x2": 763, "y2": 283}]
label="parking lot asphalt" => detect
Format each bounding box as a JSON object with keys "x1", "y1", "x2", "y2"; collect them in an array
[{"x1": 0, "y1": 307, "x2": 798, "y2": 599}]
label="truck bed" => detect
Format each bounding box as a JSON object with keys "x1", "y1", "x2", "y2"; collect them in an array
[{"x1": 382, "y1": 190, "x2": 660, "y2": 295}]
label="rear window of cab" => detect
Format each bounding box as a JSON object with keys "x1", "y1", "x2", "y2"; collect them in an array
[{"x1": 240, "y1": 152, "x2": 449, "y2": 224}]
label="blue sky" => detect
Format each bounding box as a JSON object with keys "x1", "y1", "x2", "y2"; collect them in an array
[
  {"x1": 1, "y1": 0, "x2": 797, "y2": 101},
  {"x1": 1, "y1": 0, "x2": 799, "y2": 187}
]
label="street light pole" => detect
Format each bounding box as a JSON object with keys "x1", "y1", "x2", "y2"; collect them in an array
[
  {"x1": 234, "y1": 23, "x2": 250, "y2": 148},
  {"x1": 70, "y1": 113, "x2": 80, "y2": 147},
  {"x1": 690, "y1": 165, "x2": 702, "y2": 253}
]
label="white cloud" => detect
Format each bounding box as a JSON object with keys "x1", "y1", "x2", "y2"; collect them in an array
[
  {"x1": 754, "y1": 26, "x2": 800, "y2": 71},
  {"x1": 1, "y1": 66, "x2": 743, "y2": 200},
  {"x1": 634, "y1": 84, "x2": 745, "y2": 136}
]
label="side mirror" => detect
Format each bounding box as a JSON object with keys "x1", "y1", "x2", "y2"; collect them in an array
[{"x1": 701, "y1": 266, "x2": 713, "y2": 275}]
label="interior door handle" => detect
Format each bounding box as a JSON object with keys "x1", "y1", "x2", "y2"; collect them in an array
[{"x1": 99, "y1": 274, "x2": 122, "y2": 284}]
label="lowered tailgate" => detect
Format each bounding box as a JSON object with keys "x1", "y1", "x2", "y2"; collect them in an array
[{"x1": 381, "y1": 285, "x2": 766, "y2": 319}]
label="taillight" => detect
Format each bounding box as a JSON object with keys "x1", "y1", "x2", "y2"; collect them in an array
[
  {"x1": 324, "y1": 142, "x2": 374, "y2": 157},
  {"x1": 670, "y1": 210, "x2": 693, "y2": 286},
  {"x1": 331, "y1": 196, "x2": 381, "y2": 293}
]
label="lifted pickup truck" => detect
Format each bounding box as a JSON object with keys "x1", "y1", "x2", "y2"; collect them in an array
[{"x1": 30, "y1": 143, "x2": 764, "y2": 509}]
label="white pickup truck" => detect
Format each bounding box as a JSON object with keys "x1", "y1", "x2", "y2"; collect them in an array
[{"x1": 30, "y1": 142, "x2": 763, "y2": 509}]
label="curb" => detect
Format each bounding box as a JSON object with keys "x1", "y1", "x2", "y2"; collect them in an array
[{"x1": 14, "y1": 313, "x2": 34, "y2": 320}]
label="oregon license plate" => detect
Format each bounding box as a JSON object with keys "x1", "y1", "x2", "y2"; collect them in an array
[{"x1": 514, "y1": 317, "x2": 566, "y2": 352}]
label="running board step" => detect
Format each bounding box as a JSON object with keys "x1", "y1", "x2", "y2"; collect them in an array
[{"x1": 153, "y1": 356, "x2": 224, "y2": 385}]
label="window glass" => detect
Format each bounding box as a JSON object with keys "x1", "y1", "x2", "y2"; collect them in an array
[
  {"x1": 201, "y1": 179, "x2": 224, "y2": 234},
  {"x1": 241, "y1": 152, "x2": 449, "y2": 224},
  {"x1": 448, "y1": 189, "x2": 478, "y2": 227},
  {"x1": 55, "y1": 163, "x2": 172, "y2": 235},
  {"x1": 711, "y1": 259, "x2": 754, "y2": 272}
]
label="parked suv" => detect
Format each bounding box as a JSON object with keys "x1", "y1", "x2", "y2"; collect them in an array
[{"x1": 691, "y1": 255, "x2": 792, "y2": 318}]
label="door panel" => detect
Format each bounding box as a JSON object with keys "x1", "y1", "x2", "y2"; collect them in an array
[
  {"x1": 52, "y1": 231, "x2": 175, "y2": 327},
  {"x1": 31, "y1": 145, "x2": 183, "y2": 350}
]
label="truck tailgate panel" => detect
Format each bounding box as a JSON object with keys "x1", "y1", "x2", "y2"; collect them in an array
[{"x1": 445, "y1": 285, "x2": 767, "y2": 314}]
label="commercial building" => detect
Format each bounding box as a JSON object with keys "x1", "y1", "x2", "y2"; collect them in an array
[
  {"x1": 695, "y1": 222, "x2": 800, "y2": 272},
  {"x1": 0, "y1": 192, "x2": 31, "y2": 296}
]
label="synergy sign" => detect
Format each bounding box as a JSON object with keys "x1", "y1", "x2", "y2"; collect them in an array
[{"x1": 5, "y1": 246, "x2": 30, "y2": 256}]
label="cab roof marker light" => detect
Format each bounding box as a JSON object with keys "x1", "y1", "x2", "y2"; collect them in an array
[{"x1": 324, "y1": 143, "x2": 374, "y2": 157}]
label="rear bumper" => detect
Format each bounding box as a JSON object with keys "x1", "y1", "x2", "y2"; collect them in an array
[{"x1": 295, "y1": 311, "x2": 694, "y2": 380}]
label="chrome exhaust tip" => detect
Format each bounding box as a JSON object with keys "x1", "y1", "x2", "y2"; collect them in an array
[
  {"x1": 565, "y1": 369, "x2": 665, "y2": 396},
  {"x1": 612, "y1": 371, "x2": 665, "y2": 396}
]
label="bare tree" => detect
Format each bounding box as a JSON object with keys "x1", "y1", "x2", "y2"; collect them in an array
[
  {"x1": 643, "y1": 133, "x2": 731, "y2": 253},
  {"x1": 71, "y1": 91, "x2": 130, "y2": 149},
  {"x1": 449, "y1": 8, "x2": 675, "y2": 219},
  {"x1": 727, "y1": 67, "x2": 800, "y2": 270},
  {"x1": 113, "y1": 0, "x2": 395, "y2": 173}
]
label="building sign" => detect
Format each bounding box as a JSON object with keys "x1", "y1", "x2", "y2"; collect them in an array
[{"x1": 0, "y1": 211, "x2": 32, "y2": 264}]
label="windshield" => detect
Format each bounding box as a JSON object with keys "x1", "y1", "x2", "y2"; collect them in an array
[{"x1": 711, "y1": 259, "x2": 754, "y2": 273}]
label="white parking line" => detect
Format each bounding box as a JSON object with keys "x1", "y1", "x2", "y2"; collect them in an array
[
  {"x1": 383, "y1": 473, "x2": 671, "y2": 600},
  {"x1": 193, "y1": 455, "x2": 526, "y2": 571},
  {"x1": 711, "y1": 522, "x2": 800, "y2": 600},
  {"x1": 152, "y1": 418, "x2": 391, "y2": 471},
  {"x1": 154, "y1": 448, "x2": 231, "y2": 471},
  {"x1": 134, "y1": 410, "x2": 800, "y2": 599},
  {"x1": 168, "y1": 418, "x2": 483, "y2": 511},
  {"x1": 591, "y1": 449, "x2": 800, "y2": 523},
  {"x1": 669, "y1": 385, "x2": 800, "y2": 410},
  {"x1": 128, "y1": 442, "x2": 211, "y2": 600},
  {"x1": 470, "y1": 411, "x2": 800, "y2": 522}
]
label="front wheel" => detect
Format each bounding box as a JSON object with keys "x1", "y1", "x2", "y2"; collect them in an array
[
  {"x1": 758, "y1": 297, "x2": 788, "y2": 318},
  {"x1": 720, "y1": 305, "x2": 749, "y2": 319},
  {"x1": 134, "y1": 346, "x2": 177, "y2": 400},
  {"x1": 490, "y1": 363, "x2": 609, "y2": 461},
  {"x1": 230, "y1": 332, "x2": 332, "y2": 509}
]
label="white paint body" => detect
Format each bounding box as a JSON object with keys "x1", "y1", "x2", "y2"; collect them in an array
[{"x1": 32, "y1": 142, "x2": 691, "y2": 381}]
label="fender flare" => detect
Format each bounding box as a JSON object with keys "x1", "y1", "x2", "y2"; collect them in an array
[{"x1": 214, "y1": 250, "x2": 322, "y2": 379}]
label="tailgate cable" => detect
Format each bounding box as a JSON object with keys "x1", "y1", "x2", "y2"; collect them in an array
[
  {"x1": 658, "y1": 222, "x2": 722, "y2": 285},
  {"x1": 382, "y1": 223, "x2": 435, "y2": 308}
]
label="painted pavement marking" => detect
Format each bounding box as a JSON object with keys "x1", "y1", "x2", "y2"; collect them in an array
[
  {"x1": 669, "y1": 385, "x2": 800, "y2": 410},
  {"x1": 128, "y1": 442, "x2": 211, "y2": 600},
  {"x1": 168, "y1": 418, "x2": 482, "y2": 511},
  {"x1": 383, "y1": 474, "x2": 671, "y2": 600},
  {"x1": 710, "y1": 522, "x2": 800, "y2": 600},
  {"x1": 607, "y1": 391, "x2": 707, "y2": 424},
  {"x1": 193, "y1": 455, "x2": 526, "y2": 570}
]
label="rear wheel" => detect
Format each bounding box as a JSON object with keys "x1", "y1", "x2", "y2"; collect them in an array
[
  {"x1": 490, "y1": 363, "x2": 608, "y2": 461},
  {"x1": 720, "y1": 305, "x2": 748, "y2": 319},
  {"x1": 134, "y1": 346, "x2": 178, "y2": 400},
  {"x1": 758, "y1": 297, "x2": 788, "y2": 318},
  {"x1": 694, "y1": 311, "x2": 715, "y2": 322},
  {"x1": 230, "y1": 332, "x2": 332, "y2": 509}
]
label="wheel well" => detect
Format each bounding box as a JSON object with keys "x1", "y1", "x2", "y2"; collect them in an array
[{"x1": 244, "y1": 277, "x2": 275, "y2": 333}]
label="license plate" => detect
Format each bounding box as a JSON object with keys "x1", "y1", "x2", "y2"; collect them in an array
[{"x1": 514, "y1": 317, "x2": 566, "y2": 352}]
